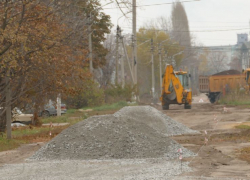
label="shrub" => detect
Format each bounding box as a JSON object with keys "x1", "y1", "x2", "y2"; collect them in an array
[
  {"x1": 65, "y1": 82, "x2": 105, "y2": 109},
  {"x1": 104, "y1": 84, "x2": 136, "y2": 104}
]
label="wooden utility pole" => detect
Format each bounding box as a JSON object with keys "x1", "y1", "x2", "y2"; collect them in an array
[
  {"x1": 151, "y1": 39, "x2": 155, "y2": 100},
  {"x1": 132, "y1": 0, "x2": 137, "y2": 85},
  {"x1": 88, "y1": 13, "x2": 93, "y2": 74},
  {"x1": 122, "y1": 37, "x2": 135, "y2": 84},
  {"x1": 158, "y1": 43, "x2": 162, "y2": 93},
  {"x1": 115, "y1": 25, "x2": 121, "y2": 85},
  {"x1": 121, "y1": 48, "x2": 125, "y2": 88},
  {"x1": 6, "y1": 70, "x2": 11, "y2": 139}
]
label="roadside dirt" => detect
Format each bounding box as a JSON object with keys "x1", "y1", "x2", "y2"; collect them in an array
[
  {"x1": 155, "y1": 94, "x2": 250, "y2": 178},
  {"x1": 1, "y1": 94, "x2": 250, "y2": 179},
  {"x1": 0, "y1": 142, "x2": 44, "y2": 167}
]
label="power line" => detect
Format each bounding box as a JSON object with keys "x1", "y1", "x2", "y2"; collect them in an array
[
  {"x1": 120, "y1": 27, "x2": 250, "y2": 33},
  {"x1": 135, "y1": 0, "x2": 201, "y2": 7},
  {"x1": 102, "y1": 0, "x2": 200, "y2": 10}
]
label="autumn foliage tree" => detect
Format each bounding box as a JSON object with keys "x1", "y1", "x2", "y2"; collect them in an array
[
  {"x1": 132, "y1": 27, "x2": 184, "y2": 96},
  {"x1": 0, "y1": 0, "x2": 111, "y2": 131}
]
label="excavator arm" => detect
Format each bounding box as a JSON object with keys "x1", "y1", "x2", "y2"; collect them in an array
[{"x1": 162, "y1": 65, "x2": 184, "y2": 104}]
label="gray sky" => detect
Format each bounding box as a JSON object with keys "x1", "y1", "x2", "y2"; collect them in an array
[{"x1": 102, "y1": 0, "x2": 250, "y2": 46}]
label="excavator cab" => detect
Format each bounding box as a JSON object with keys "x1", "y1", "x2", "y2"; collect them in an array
[{"x1": 176, "y1": 73, "x2": 191, "y2": 90}]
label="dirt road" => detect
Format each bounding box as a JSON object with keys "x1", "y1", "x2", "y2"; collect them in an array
[
  {"x1": 0, "y1": 94, "x2": 250, "y2": 179},
  {"x1": 156, "y1": 94, "x2": 250, "y2": 179}
]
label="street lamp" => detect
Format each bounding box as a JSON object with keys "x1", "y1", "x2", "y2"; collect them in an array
[
  {"x1": 171, "y1": 51, "x2": 184, "y2": 68},
  {"x1": 159, "y1": 37, "x2": 171, "y2": 92},
  {"x1": 137, "y1": 39, "x2": 151, "y2": 47}
]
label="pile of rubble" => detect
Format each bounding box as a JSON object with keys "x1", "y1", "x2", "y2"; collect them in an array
[
  {"x1": 114, "y1": 106, "x2": 198, "y2": 136},
  {"x1": 31, "y1": 106, "x2": 198, "y2": 160}
]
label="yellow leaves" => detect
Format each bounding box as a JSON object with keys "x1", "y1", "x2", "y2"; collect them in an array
[{"x1": 9, "y1": 60, "x2": 17, "y2": 68}]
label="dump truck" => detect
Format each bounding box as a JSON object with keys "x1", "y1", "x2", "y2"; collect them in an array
[
  {"x1": 199, "y1": 70, "x2": 246, "y2": 103},
  {"x1": 243, "y1": 68, "x2": 250, "y2": 92},
  {"x1": 160, "y1": 64, "x2": 192, "y2": 110}
]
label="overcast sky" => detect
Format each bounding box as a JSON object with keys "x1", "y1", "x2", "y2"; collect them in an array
[{"x1": 102, "y1": 0, "x2": 250, "y2": 46}]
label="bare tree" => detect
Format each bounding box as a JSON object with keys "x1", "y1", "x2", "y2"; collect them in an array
[
  {"x1": 208, "y1": 52, "x2": 228, "y2": 73},
  {"x1": 229, "y1": 57, "x2": 242, "y2": 71}
]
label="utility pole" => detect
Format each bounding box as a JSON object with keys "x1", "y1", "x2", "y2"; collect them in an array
[
  {"x1": 115, "y1": 25, "x2": 120, "y2": 85},
  {"x1": 131, "y1": 35, "x2": 135, "y2": 81},
  {"x1": 88, "y1": 13, "x2": 93, "y2": 74},
  {"x1": 115, "y1": 26, "x2": 122, "y2": 85},
  {"x1": 158, "y1": 43, "x2": 162, "y2": 93},
  {"x1": 57, "y1": 94, "x2": 61, "y2": 116},
  {"x1": 118, "y1": 27, "x2": 125, "y2": 88},
  {"x1": 132, "y1": 0, "x2": 137, "y2": 85},
  {"x1": 118, "y1": 28, "x2": 125, "y2": 88},
  {"x1": 122, "y1": 37, "x2": 135, "y2": 84},
  {"x1": 6, "y1": 70, "x2": 11, "y2": 139},
  {"x1": 151, "y1": 39, "x2": 155, "y2": 101},
  {"x1": 121, "y1": 47, "x2": 125, "y2": 88}
]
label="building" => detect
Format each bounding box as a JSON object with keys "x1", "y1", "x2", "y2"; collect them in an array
[
  {"x1": 196, "y1": 34, "x2": 250, "y2": 74},
  {"x1": 237, "y1": 33, "x2": 248, "y2": 45}
]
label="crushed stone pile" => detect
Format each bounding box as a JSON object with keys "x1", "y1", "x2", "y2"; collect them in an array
[
  {"x1": 31, "y1": 106, "x2": 197, "y2": 161},
  {"x1": 114, "y1": 106, "x2": 198, "y2": 136}
]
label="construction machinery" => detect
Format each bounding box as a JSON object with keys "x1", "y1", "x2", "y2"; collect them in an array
[
  {"x1": 199, "y1": 70, "x2": 246, "y2": 103},
  {"x1": 160, "y1": 64, "x2": 192, "y2": 110},
  {"x1": 243, "y1": 68, "x2": 250, "y2": 92}
]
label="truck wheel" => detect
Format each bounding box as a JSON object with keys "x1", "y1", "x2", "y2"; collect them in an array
[
  {"x1": 162, "y1": 104, "x2": 169, "y2": 110},
  {"x1": 184, "y1": 104, "x2": 191, "y2": 109}
]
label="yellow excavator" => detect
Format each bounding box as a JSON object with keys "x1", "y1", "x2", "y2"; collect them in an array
[{"x1": 160, "y1": 64, "x2": 192, "y2": 110}]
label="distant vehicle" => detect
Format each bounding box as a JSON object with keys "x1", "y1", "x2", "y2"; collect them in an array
[
  {"x1": 199, "y1": 70, "x2": 246, "y2": 103},
  {"x1": 243, "y1": 68, "x2": 250, "y2": 93},
  {"x1": 12, "y1": 107, "x2": 33, "y2": 124},
  {"x1": 40, "y1": 102, "x2": 67, "y2": 118}
]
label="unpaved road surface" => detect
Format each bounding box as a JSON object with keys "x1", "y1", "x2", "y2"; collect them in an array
[
  {"x1": 1, "y1": 94, "x2": 250, "y2": 179},
  {"x1": 157, "y1": 94, "x2": 250, "y2": 179}
]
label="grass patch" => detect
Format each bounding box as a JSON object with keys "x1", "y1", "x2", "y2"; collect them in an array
[
  {"x1": 42, "y1": 116, "x2": 69, "y2": 124},
  {"x1": 0, "y1": 136, "x2": 24, "y2": 152},
  {"x1": 42, "y1": 101, "x2": 135, "y2": 124},
  {"x1": 0, "y1": 125, "x2": 69, "y2": 152},
  {"x1": 66, "y1": 109, "x2": 77, "y2": 114},
  {"x1": 219, "y1": 100, "x2": 250, "y2": 106},
  {"x1": 239, "y1": 147, "x2": 250, "y2": 163},
  {"x1": 235, "y1": 125, "x2": 250, "y2": 129},
  {"x1": 211, "y1": 130, "x2": 250, "y2": 143},
  {"x1": 41, "y1": 101, "x2": 136, "y2": 125},
  {"x1": 41, "y1": 109, "x2": 86, "y2": 124},
  {"x1": 0, "y1": 101, "x2": 135, "y2": 152},
  {"x1": 12, "y1": 126, "x2": 51, "y2": 137},
  {"x1": 218, "y1": 93, "x2": 250, "y2": 106}
]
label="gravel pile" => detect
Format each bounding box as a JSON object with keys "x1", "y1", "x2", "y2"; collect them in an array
[
  {"x1": 114, "y1": 106, "x2": 198, "y2": 136},
  {"x1": 31, "y1": 106, "x2": 194, "y2": 160},
  {"x1": 31, "y1": 106, "x2": 196, "y2": 161}
]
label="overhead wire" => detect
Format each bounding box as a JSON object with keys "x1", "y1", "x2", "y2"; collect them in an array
[
  {"x1": 102, "y1": 0, "x2": 200, "y2": 9},
  {"x1": 120, "y1": 26, "x2": 250, "y2": 33}
]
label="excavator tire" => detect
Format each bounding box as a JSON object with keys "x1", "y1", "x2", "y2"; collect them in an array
[
  {"x1": 162, "y1": 104, "x2": 169, "y2": 110},
  {"x1": 184, "y1": 104, "x2": 191, "y2": 109}
]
